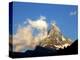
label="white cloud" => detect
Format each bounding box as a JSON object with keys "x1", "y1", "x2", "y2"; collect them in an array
[
  {"x1": 70, "y1": 11, "x2": 77, "y2": 16},
  {"x1": 28, "y1": 16, "x2": 48, "y2": 40},
  {"x1": 12, "y1": 25, "x2": 34, "y2": 52},
  {"x1": 40, "y1": 16, "x2": 46, "y2": 20},
  {"x1": 11, "y1": 16, "x2": 48, "y2": 52},
  {"x1": 28, "y1": 16, "x2": 47, "y2": 30}
]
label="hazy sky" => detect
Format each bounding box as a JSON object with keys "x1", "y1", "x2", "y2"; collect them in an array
[{"x1": 12, "y1": 2, "x2": 78, "y2": 41}]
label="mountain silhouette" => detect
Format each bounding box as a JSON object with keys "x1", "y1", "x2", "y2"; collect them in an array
[
  {"x1": 9, "y1": 40, "x2": 78, "y2": 58},
  {"x1": 9, "y1": 46, "x2": 57, "y2": 58},
  {"x1": 9, "y1": 22, "x2": 78, "y2": 58},
  {"x1": 56, "y1": 40, "x2": 78, "y2": 55}
]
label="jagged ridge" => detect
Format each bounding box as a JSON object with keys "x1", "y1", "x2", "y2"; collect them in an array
[{"x1": 40, "y1": 23, "x2": 72, "y2": 50}]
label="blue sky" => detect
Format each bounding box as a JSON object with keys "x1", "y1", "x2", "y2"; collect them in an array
[{"x1": 12, "y1": 2, "x2": 78, "y2": 41}]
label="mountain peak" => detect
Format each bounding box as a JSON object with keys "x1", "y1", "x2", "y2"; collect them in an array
[{"x1": 40, "y1": 23, "x2": 72, "y2": 50}]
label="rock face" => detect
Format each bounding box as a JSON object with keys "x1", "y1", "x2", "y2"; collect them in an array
[{"x1": 40, "y1": 23, "x2": 72, "y2": 50}]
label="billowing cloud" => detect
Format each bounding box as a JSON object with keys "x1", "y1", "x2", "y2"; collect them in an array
[
  {"x1": 28, "y1": 16, "x2": 47, "y2": 30},
  {"x1": 12, "y1": 25, "x2": 34, "y2": 52},
  {"x1": 11, "y1": 16, "x2": 48, "y2": 52},
  {"x1": 28, "y1": 16, "x2": 48, "y2": 40}
]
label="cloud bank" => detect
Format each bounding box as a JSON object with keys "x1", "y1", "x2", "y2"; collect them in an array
[{"x1": 11, "y1": 16, "x2": 48, "y2": 52}]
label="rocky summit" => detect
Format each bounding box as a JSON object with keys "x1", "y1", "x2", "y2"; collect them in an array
[{"x1": 40, "y1": 23, "x2": 72, "y2": 50}]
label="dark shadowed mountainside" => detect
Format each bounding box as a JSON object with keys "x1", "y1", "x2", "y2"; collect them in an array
[
  {"x1": 56, "y1": 40, "x2": 78, "y2": 55},
  {"x1": 9, "y1": 40, "x2": 78, "y2": 58},
  {"x1": 9, "y1": 46, "x2": 57, "y2": 58}
]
